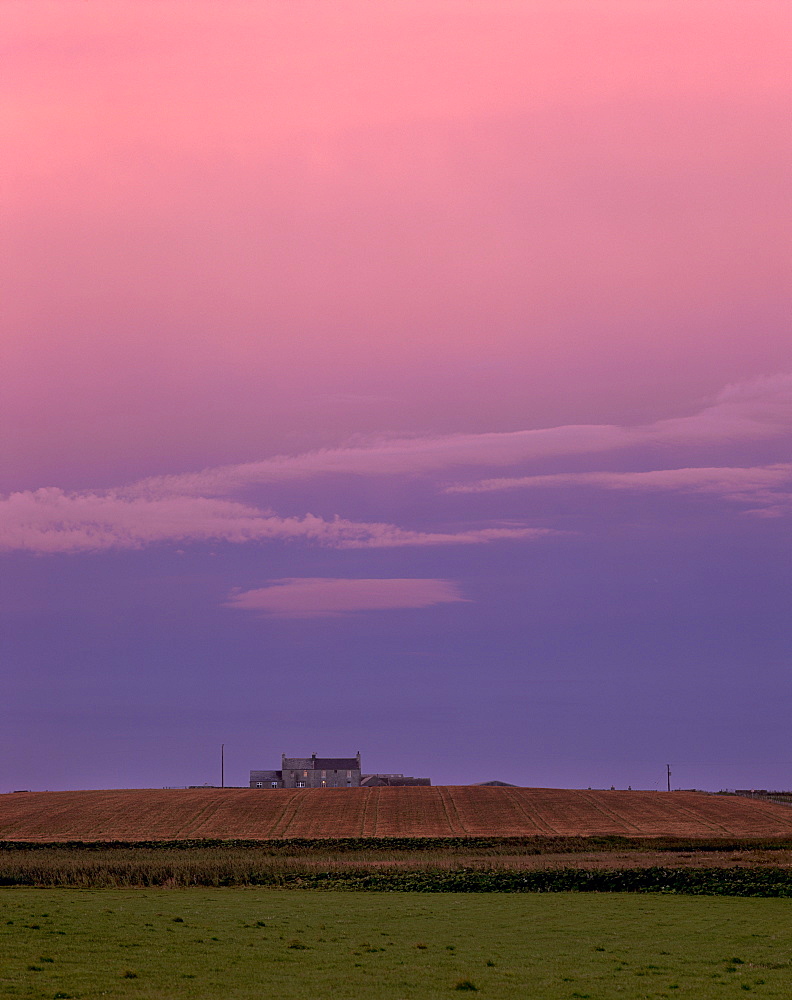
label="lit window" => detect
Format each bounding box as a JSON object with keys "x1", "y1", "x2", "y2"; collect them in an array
[
  {"x1": 297, "y1": 781, "x2": 306, "y2": 788},
  {"x1": 347, "y1": 770, "x2": 352, "y2": 778},
  {"x1": 303, "y1": 770, "x2": 308, "y2": 777},
  {"x1": 255, "y1": 782, "x2": 263, "y2": 788}
]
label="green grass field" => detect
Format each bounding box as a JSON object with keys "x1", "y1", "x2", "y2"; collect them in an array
[{"x1": 3, "y1": 889, "x2": 792, "y2": 999}]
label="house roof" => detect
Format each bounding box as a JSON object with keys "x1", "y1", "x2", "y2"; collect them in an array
[{"x1": 283, "y1": 757, "x2": 359, "y2": 770}]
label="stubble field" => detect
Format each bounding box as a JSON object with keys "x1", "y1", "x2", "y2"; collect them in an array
[{"x1": 3, "y1": 787, "x2": 792, "y2": 841}]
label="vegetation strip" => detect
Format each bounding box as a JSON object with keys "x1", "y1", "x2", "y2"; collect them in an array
[
  {"x1": 3, "y1": 861, "x2": 792, "y2": 895},
  {"x1": 6, "y1": 834, "x2": 792, "y2": 851}
]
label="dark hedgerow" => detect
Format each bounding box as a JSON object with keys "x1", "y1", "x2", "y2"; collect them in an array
[
  {"x1": 3, "y1": 862, "x2": 792, "y2": 895},
  {"x1": 4, "y1": 835, "x2": 792, "y2": 852}
]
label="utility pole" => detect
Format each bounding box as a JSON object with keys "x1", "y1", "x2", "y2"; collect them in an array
[
  {"x1": 666, "y1": 763, "x2": 671, "y2": 792},
  {"x1": 221, "y1": 744, "x2": 225, "y2": 789}
]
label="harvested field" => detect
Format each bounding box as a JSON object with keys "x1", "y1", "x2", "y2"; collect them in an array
[{"x1": 3, "y1": 786, "x2": 792, "y2": 842}]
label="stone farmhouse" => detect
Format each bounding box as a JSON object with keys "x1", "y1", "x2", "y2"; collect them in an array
[{"x1": 249, "y1": 752, "x2": 430, "y2": 788}]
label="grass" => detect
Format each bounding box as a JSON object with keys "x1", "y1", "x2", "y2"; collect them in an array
[{"x1": 3, "y1": 889, "x2": 792, "y2": 998}]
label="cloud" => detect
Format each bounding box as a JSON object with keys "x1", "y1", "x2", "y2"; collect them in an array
[
  {"x1": 644, "y1": 374, "x2": 792, "y2": 447},
  {"x1": 0, "y1": 487, "x2": 553, "y2": 554},
  {"x1": 449, "y1": 463, "x2": 792, "y2": 515},
  {"x1": 3, "y1": 374, "x2": 790, "y2": 554},
  {"x1": 224, "y1": 577, "x2": 468, "y2": 617},
  {"x1": 129, "y1": 425, "x2": 633, "y2": 498},
  {"x1": 129, "y1": 373, "x2": 792, "y2": 498}
]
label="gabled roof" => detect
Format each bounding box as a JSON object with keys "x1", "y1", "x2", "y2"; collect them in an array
[{"x1": 283, "y1": 757, "x2": 359, "y2": 770}]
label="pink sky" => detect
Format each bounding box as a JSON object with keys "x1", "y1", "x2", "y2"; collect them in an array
[{"x1": 3, "y1": 0, "x2": 791, "y2": 492}]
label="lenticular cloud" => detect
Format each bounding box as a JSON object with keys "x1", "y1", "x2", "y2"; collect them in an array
[{"x1": 225, "y1": 577, "x2": 467, "y2": 617}]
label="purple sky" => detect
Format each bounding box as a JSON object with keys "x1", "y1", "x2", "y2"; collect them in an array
[{"x1": 2, "y1": 1, "x2": 791, "y2": 792}]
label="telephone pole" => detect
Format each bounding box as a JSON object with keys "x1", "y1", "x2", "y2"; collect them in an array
[{"x1": 666, "y1": 763, "x2": 671, "y2": 792}]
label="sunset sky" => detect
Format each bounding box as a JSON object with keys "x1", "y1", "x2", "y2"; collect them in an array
[{"x1": 2, "y1": 1, "x2": 791, "y2": 792}]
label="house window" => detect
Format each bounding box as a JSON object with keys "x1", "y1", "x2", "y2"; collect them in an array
[
  {"x1": 271, "y1": 781, "x2": 278, "y2": 788},
  {"x1": 255, "y1": 782, "x2": 263, "y2": 788},
  {"x1": 322, "y1": 770, "x2": 327, "y2": 778},
  {"x1": 321, "y1": 780, "x2": 326, "y2": 787},
  {"x1": 297, "y1": 781, "x2": 306, "y2": 788},
  {"x1": 303, "y1": 770, "x2": 308, "y2": 777},
  {"x1": 347, "y1": 770, "x2": 352, "y2": 778}
]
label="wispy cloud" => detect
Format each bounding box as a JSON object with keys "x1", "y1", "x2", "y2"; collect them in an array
[
  {"x1": 3, "y1": 375, "x2": 790, "y2": 554},
  {"x1": 449, "y1": 463, "x2": 792, "y2": 515},
  {"x1": 0, "y1": 488, "x2": 552, "y2": 554},
  {"x1": 225, "y1": 577, "x2": 467, "y2": 617},
  {"x1": 130, "y1": 425, "x2": 633, "y2": 498},
  {"x1": 129, "y1": 373, "x2": 792, "y2": 498}
]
